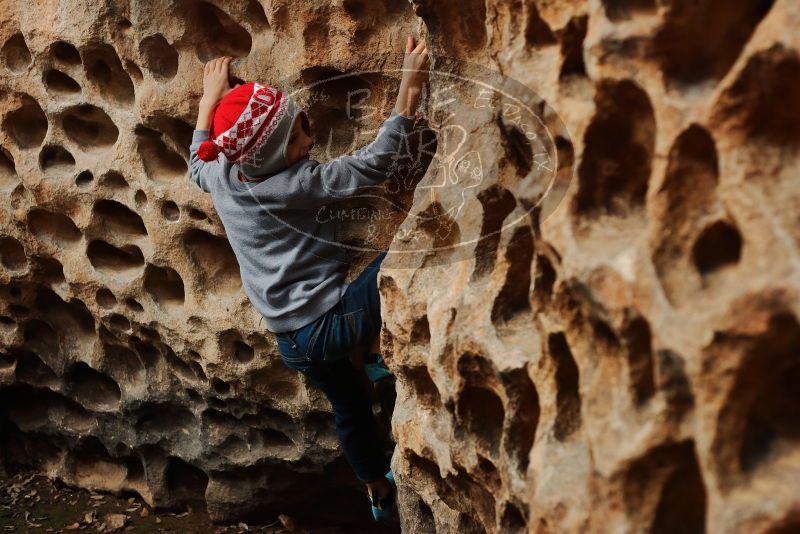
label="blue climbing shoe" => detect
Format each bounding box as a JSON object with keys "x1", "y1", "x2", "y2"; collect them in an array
[
  {"x1": 364, "y1": 353, "x2": 393, "y2": 382},
  {"x1": 369, "y1": 469, "x2": 397, "y2": 521}
]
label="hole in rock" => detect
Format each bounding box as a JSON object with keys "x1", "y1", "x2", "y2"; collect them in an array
[
  {"x1": 14, "y1": 350, "x2": 58, "y2": 387},
  {"x1": 499, "y1": 122, "x2": 533, "y2": 177},
  {"x1": 652, "y1": 125, "x2": 719, "y2": 305},
  {"x1": 182, "y1": 229, "x2": 242, "y2": 297},
  {"x1": 189, "y1": 361, "x2": 207, "y2": 381},
  {"x1": 410, "y1": 315, "x2": 431, "y2": 345},
  {"x1": 212, "y1": 377, "x2": 230, "y2": 395},
  {"x1": 559, "y1": 16, "x2": 588, "y2": 78},
  {"x1": 139, "y1": 34, "x2": 179, "y2": 80},
  {"x1": 64, "y1": 361, "x2": 121, "y2": 411},
  {"x1": 165, "y1": 457, "x2": 208, "y2": 508},
  {"x1": 34, "y1": 255, "x2": 65, "y2": 287},
  {"x1": 135, "y1": 125, "x2": 187, "y2": 181},
  {"x1": 414, "y1": 200, "x2": 461, "y2": 250},
  {"x1": 502, "y1": 368, "x2": 540, "y2": 472},
  {"x1": 193, "y1": 1, "x2": 253, "y2": 61},
  {"x1": 38, "y1": 145, "x2": 75, "y2": 174},
  {"x1": 44, "y1": 70, "x2": 81, "y2": 96},
  {"x1": 692, "y1": 221, "x2": 742, "y2": 275},
  {"x1": 473, "y1": 185, "x2": 517, "y2": 280},
  {"x1": 33, "y1": 289, "x2": 95, "y2": 345},
  {"x1": 82, "y1": 43, "x2": 135, "y2": 105},
  {"x1": 103, "y1": 343, "x2": 144, "y2": 386},
  {"x1": 256, "y1": 428, "x2": 294, "y2": 450},
  {"x1": 124, "y1": 298, "x2": 143, "y2": 312},
  {"x1": 246, "y1": 0, "x2": 270, "y2": 31},
  {"x1": 134, "y1": 341, "x2": 161, "y2": 368},
  {"x1": 92, "y1": 199, "x2": 147, "y2": 237},
  {"x1": 234, "y1": 341, "x2": 254, "y2": 363},
  {"x1": 0, "y1": 316, "x2": 15, "y2": 332},
  {"x1": 712, "y1": 44, "x2": 800, "y2": 147},
  {"x1": 342, "y1": 0, "x2": 367, "y2": 19},
  {"x1": 0, "y1": 236, "x2": 26, "y2": 270},
  {"x1": 27, "y1": 209, "x2": 82, "y2": 245},
  {"x1": 75, "y1": 170, "x2": 94, "y2": 187},
  {"x1": 525, "y1": 5, "x2": 556, "y2": 47},
  {"x1": 2, "y1": 96, "x2": 47, "y2": 149},
  {"x1": 457, "y1": 385, "x2": 505, "y2": 457},
  {"x1": 187, "y1": 208, "x2": 207, "y2": 221},
  {"x1": 491, "y1": 226, "x2": 534, "y2": 327},
  {"x1": 548, "y1": 332, "x2": 581, "y2": 441},
  {"x1": 416, "y1": 0, "x2": 486, "y2": 56},
  {"x1": 0, "y1": 350, "x2": 14, "y2": 367},
  {"x1": 161, "y1": 201, "x2": 180, "y2": 221},
  {"x1": 500, "y1": 502, "x2": 527, "y2": 533},
  {"x1": 574, "y1": 80, "x2": 654, "y2": 216},
  {"x1": 51, "y1": 41, "x2": 81, "y2": 65},
  {"x1": 61, "y1": 104, "x2": 119, "y2": 150},
  {"x1": 652, "y1": 0, "x2": 775, "y2": 87},
  {"x1": 9, "y1": 305, "x2": 27, "y2": 317},
  {"x1": 622, "y1": 316, "x2": 656, "y2": 404},
  {"x1": 108, "y1": 314, "x2": 131, "y2": 331},
  {"x1": 134, "y1": 189, "x2": 147, "y2": 206},
  {"x1": 143, "y1": 264, "x2": 185, "y2": 310},
  {"x1": 400, "y1": 365, "x2": 440, "y2": 408},
  {"x1": 625, "y1": 441, "x2": 707, "y2": 534},
  {"x1": 729, "y1": 313, "x2": 800, "y2": 473},
  {"x1": 22, "y1": 320, "x2": 59, "y2": 362},
  {"x1": 125, "y1": 60, "x2": 143, "y2": 81},
  {"x1": 136, "y1": 403, "x2": 197, "y2": 438},
  {"x1": 99, "y1": 170, "x2": 128, "y2": 189},
  {"x1": 118, "y1": 18, "x2": 132, "y2": 31},
  {"x1": 0, "y1": 146, "x2": 17, "y2": 191},
  {"x1": 602, "y1": 0, "x2": 656, "y2": 21},
  {"x1": 86, "y1": 240, "x2": 144, "y2": 275},
  {"x1": 148, "y1": 116, "x2": 194, "y2": 159},
  {"x1": 2, "y1": 33, "x2": 31, "y2": 72},
  {"x1": 207, "y1": 397, "x2": 225, "y2": 410},
  {"x1": 95, "y1": 288, "x2": 116, "y2": 308},
  {"x1": 533, "y1": 253, "x2": 556, "y2": 306}
]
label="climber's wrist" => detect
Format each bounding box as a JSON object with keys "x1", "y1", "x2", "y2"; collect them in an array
[{"x1": 196, "y1": 98, "x2": 215, "y2": 130}]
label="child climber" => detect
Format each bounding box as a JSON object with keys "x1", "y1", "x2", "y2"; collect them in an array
[{"x1": 188, "y1": 37, "x2": 430, "y2": 521}]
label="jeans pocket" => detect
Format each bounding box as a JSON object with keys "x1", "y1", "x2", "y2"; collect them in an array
[{"x1": 322, "y1": 308, "x2": 365, "y2": 361}]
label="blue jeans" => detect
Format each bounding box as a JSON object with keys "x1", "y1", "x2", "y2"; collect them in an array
[{"x1": 275, "y1": 251, "x2": 388, "y2": 482}]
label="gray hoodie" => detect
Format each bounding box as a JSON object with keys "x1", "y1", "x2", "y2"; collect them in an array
[{"x1": 188, "y1": 110, "x2": 416, "y2": 333}]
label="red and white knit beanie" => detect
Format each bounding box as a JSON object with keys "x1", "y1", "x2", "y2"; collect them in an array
[{"x1": 197, "y1": 82, "x2": 307, "y2": 177}]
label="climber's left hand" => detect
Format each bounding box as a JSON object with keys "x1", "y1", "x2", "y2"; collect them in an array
[{"x1": 200, "y1": 56, "x2": 232, "y2": 109}]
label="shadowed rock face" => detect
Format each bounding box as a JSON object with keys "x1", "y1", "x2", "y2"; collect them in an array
[{"x1": 0, "y1": 0, "x2": 798, "y2": 532}]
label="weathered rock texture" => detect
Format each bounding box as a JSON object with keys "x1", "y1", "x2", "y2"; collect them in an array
[
  {"x1": 0, "y1": 0, "x2": 798, "y2": 532},
  {"x1": 0, "y1": 0, "x2": 417, "y2": 528},
  {"x1": 382, "y1": 1, "x2": 800, "y2": 533}
]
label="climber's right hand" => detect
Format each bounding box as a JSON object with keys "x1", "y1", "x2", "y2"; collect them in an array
[
  {"x1": 394, "y1": 36, "x2": 430, "y2": 117},
  {"x1": 400, "y1": 36, "x2": 430, "y2": 91}
]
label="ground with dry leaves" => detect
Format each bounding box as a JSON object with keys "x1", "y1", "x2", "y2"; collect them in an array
[{"x1": 0, "y1": 470, "x2": 376, "y2": 533}]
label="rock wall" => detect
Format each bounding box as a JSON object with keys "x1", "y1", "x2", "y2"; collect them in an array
[
  {"x1": 0, "y1": 0, "x2": 418, "y2": 527},
  {"x1": 383, "y1": 0, "x2": 800, "y2": 533},
  {"x1": 0, "y1": 0, "x2": 798, "y2": 532}
]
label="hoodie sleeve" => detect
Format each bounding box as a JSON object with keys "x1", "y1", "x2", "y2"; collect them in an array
[
  {"x1": 188, "y1": 130, "x2": 221, "y2": 193},
  {"x1": 291, "y1": 110, "x2": 417, "y2": 209}
]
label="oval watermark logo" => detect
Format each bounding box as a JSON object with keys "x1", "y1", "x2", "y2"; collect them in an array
[{"x1": 246, "y1": 57, "x2": 574, "y2": 270}]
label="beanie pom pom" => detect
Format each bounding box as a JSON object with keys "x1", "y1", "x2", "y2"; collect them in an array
[{"x1": 197, "y1": 140, "x2": 220, "y2": 162}]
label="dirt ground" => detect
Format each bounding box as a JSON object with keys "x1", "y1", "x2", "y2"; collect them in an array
[{"x1": 0, "y1": 470, "x2": 380, "y2": 533}]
